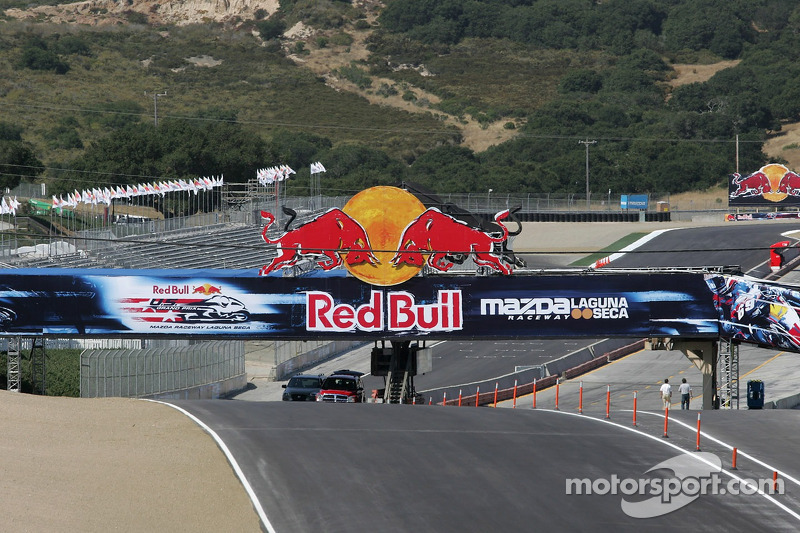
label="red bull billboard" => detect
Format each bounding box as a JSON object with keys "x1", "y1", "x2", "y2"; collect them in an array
[
  {"x1": 728, "y1": 164, "x2": 800, "y2": 206},
  {"x1": 259, "y1": 186, "x2": 517, "y2": 285}
]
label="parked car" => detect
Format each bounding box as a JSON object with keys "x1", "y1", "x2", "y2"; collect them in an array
[
  {"x1": 282, "y1": 374, "x2": 324, "y2": 401},
  {"x1": 316, "y1": 371, "x2": 365, "y2": 403}
]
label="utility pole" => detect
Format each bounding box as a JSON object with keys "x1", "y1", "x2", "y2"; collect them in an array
[
  {"x1": 145, "y1": 90, "x2": 167, "y2": 127},
  {"x1": 578, "y1": 139, "x2": 596, "y2": 210}
]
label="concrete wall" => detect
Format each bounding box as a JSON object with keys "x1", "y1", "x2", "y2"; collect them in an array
[
  {"x1": 146, "y1": 373, "x2": 248, "y2": 400},
  {"x1": 274, "y1": 340, "x2": 367, "y2": 380}
]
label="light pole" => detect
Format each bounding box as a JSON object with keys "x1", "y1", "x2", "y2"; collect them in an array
[
  {"x1": 145, "y1": 90, "x2": 167, "y2": 127},
  {"x1": 578, "y1": 139, "x2": 596, "y2": 210},
  {"x1": 487, "y1": 188, "x2": 493, "y2": 212}
]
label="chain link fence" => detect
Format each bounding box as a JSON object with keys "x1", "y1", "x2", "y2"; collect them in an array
[{"x1": 80, "y1": 340, "x2": 245, "y2": 399}]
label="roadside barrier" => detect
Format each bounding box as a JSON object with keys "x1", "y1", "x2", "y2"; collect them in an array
[
  {"x1": 512, "y1": 379, "x2": 518, "y2": 408},
  {"x1": 555, "y1": 378, "x2": 560, "y2": 410},
  {"x1": 429, "y1": 339, "x2": 643, "y2": 407}
]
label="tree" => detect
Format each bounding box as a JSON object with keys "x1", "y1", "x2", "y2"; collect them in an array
[{"x1": 0, "y1": 140, "x2": 43, "y2": 190}]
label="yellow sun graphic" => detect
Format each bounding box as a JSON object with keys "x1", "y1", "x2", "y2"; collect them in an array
[
  {"x1": 342, "y1": 186, "x2": 426, "y2": 286},
  {"x1": 761, "y1": 163, "x2": 790, "y2": 202}
]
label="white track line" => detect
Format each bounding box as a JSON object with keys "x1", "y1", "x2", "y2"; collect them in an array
[
  {"x1": 633, "y1": 409, "x2": 800, "y2": 489},
  {"x1": 593, "y1": 228, "x2": 677, "y2": 267},
  {"x1": 144, "y1": 399, "x2": 276, "y2": 533},
  {"x1": 536, "y1": 408, "x2": 800, "y2": 521}
]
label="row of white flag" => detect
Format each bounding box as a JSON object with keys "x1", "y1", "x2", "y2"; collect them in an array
[
  {"x1": 51, "y1": 176, "x2": 224, "y2": 209},
  {"x1": 256, "y1": 162, "x2": 326, "y2": 187},
  {"x1": 0, "y1": 197, "x2": 21, "y2": 216},
  {"x1": 256, "y1": 165, "x2": 295, "y2": 186}
]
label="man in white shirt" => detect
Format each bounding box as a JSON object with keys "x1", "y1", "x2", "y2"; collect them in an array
[
  {"x1": 659, "y1": 379, "x2": 672, "y2": 409},
  {"x1": 679, "y1": 378, "x2": 692, "y2": 410}
]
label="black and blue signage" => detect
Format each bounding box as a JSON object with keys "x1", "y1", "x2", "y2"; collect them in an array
[{"x1": 0, "y1": 268, "x2": 719, "y2": 340}]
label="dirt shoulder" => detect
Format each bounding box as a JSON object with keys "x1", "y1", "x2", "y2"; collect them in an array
[{"x1": 0, "y1": 391, "x2": 260, "y2": 532}]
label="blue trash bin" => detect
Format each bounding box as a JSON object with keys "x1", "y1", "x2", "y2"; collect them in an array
[{"x1": 747, "y1": 380, "x2": 764, "y2": 409}]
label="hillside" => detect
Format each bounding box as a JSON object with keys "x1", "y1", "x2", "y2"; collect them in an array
[
  {"x1": 4, "y1": 0, "x2": 517, "y2": 153},
  {"x1": 4, "y1": 0, "x2": 280, "y2": 26},
  {"x1": 2, "y1": 0, "x2": 800, "y2": 197}
]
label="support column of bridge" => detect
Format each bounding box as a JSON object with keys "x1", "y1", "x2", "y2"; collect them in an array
[
  {"x1": 7, "y1": 337, "x2": 20, "y2": 392},
  {"x1": 674, "y1": 340, "x2": 718, "y2": 410}
]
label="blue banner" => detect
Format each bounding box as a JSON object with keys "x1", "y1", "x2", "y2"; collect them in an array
[
  {"x1": 0, "y1": 269, "x2": 719, "y2": 340},
  {"x1": 621, "y1": 194, "x2": 648, "y2": 210}
]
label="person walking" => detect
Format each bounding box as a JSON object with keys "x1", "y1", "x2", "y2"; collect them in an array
[
  {"x1": 659, "y1": 379, "x2": 672, "y2": 409},
  {"x1": 679, "y1": 378, "x2": 692, "y2": 410}
]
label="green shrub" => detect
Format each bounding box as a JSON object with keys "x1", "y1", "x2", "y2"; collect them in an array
[
  {"x1": 16, "y1": 46, "x2": 69, "y2": 74},
  {"x1": 329, "y1": 32, "x2": 353, "y2": 46},
  {"x1": 376, "y1": 83, "x2": 398, "y2": 97},
  {"x1": 256, "y1": 18, "x2": 286, "y2": 40},
  {"x1": 0, "y1": 349, "x2": 81, "y2": 397},
  {"x1": 335, "y1": 62, "x2": 372, "y2": 88},
  {"x1": 293, "y1": 41, "x2": 308, "y2": 55},
  {"x1": 123, "y1": 10, "x2": 148, "y2": 25}
]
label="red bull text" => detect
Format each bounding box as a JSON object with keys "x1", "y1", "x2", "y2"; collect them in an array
[{"x1": 306, "y1": 290, "x2": 463, "y2": 333}]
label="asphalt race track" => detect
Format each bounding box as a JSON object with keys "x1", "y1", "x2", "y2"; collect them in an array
[
  {"x1": 171, "y1": 222, "x2": 800, "y2": 531},
  {"x1": 605, "y1": 224, "x2": 800, "y2": 276},
  {"x1": 166, "y1": 401, "x2": 800, "y2": 532}
]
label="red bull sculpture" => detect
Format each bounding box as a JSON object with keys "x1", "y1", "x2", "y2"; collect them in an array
[
  {"x1": 390, "y1": 208, "x2": 513, "y2": 275},
  {"x1": 259, "y1": 209, "x2": 379, "y2": 276}
]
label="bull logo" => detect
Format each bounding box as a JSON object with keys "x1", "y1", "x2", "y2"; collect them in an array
[
  {"x1": 391, "y1": 208, "x2": 514, "y2": 275},
  {"x1": 193, "y1": 283, "x2": 222, "y2": 295},
  {"x1": 729, "y1": 171, "x2": 771, "y2": 198},
  {"x1": 777, "y1": 171, "x2": 800, "y2": 196},
  {"x1": 259, "y1": 208, "x2": 379, "y2": 276}
]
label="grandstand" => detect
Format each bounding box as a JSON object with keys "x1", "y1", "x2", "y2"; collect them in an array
[{"x1": 0, "y1": 181, "x2": 335, "y2": 271}]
